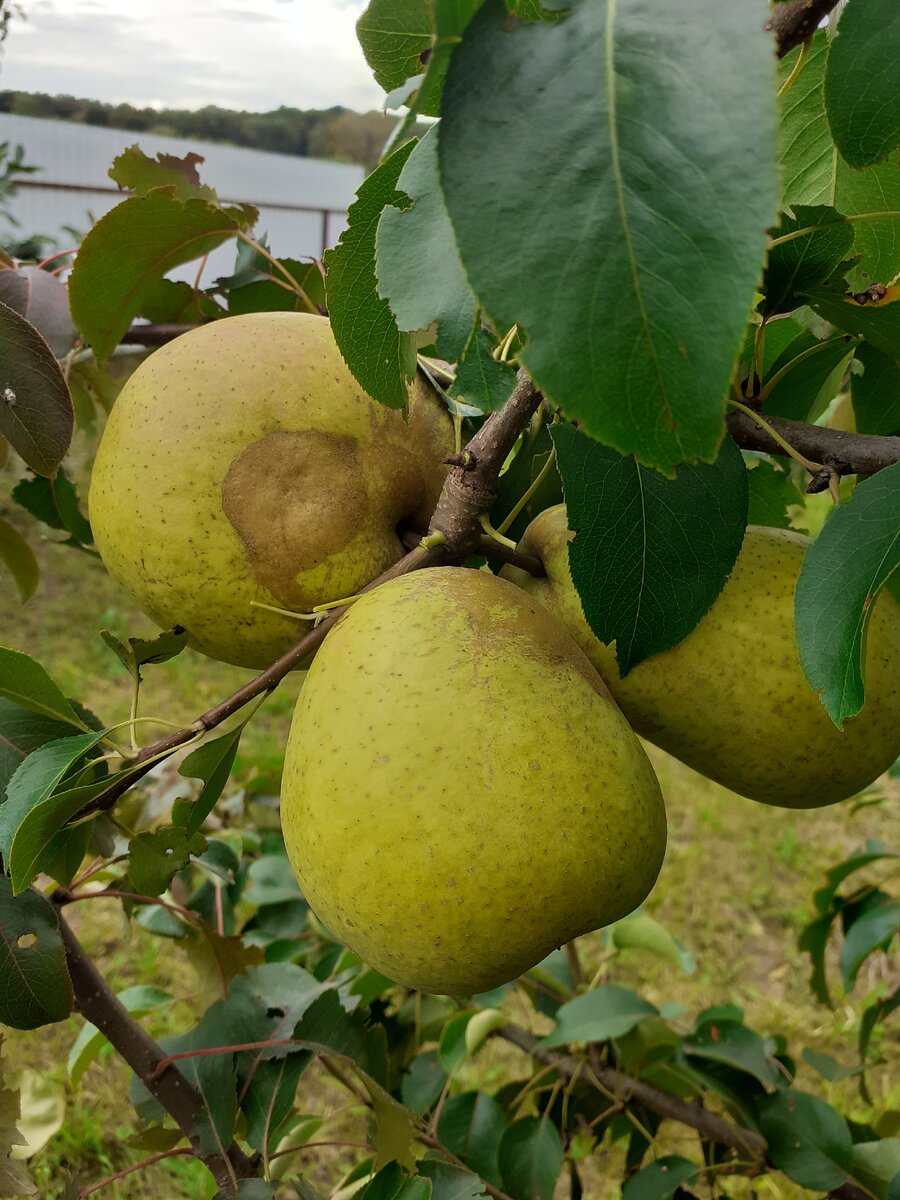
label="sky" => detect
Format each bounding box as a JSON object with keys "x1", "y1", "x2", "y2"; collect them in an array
[{"x1": 0, "y1": 0, "x2": 387, "y2": 113}]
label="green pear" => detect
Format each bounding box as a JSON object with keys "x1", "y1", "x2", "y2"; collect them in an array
[
  {"x1": 502, "y1": 506, "x2": 900, "y2": 808},
  {"x1": 281, "y1": 567, "x2": 666, "y2": 995},
  {"x1": 89, "y1": 312, "x2": 454, "y2": 669}
]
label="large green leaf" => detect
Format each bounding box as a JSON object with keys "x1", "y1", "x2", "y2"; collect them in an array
[
  {"x1": 0, "y1": 302, "x2": 73, "y2": 477},
  {"x1": 0, "y1": 878, "x2": 72, "y2": 1029},
  {"x1": 68, "y1": 190, "x2": 256, "y2": 361},
  {"x1": 324, "y1": 140, "x2": 418, "y2": 409},
  {"x1": 376, "y1": 126, "x2": 476, "y2": 362},
  {"x1": 0, "y1": 516, "x2": 38, "y2": 603},
  {"x1": 109, "y1": 145, "x2": 218, "y2": 202},
  {"x1": 356, "y1": 1164, "x2": 430, "y2": 1200},
  {"x1": 824, "y1": 0, "x2": 900, "y2": 169},
  {"x1": 683, "y1": 1018, "x2": 781, "y2": 1088},
  {"x1": 438, "y1": 1092, "x2": 507, "y2": 1186},
  {"x1": 794, "y1": 464, "x2": 900, "y2": 724},
  {"x1": 780, "y1": 33, "x2": 900, "y2": 286},
  {"x1": 852, "y1": 343, "x2": 900, "y2": 435},
  {"x1": 803, "y1": 287, "x2": 900, "y2": 357},
  {"x1": 498, "y1": 1116, "x2": 563, "y2": 1200},
  {"x1": 440, "y1": 0, "x2": 778, "y2": 472},
  {"x1": 419, "y1": 1161, "x2": 485, "y2": 1200},
  {"x1": 537, "y1": 985, "x2": 658, "y2": 1048},
  {"x1": 761, "y1": 206, "x2": 855, "y2": 317},
  {"x1": 0, "y1": 699, "x2": 82, "y2": 803},
  {"x1": 757, "y1": 1090, "x2": 853, "y2": 1191},
  {"x1": 552, "y1": 425, "x2": 748, "y2": 673},
  {"x1": 840, "y1": 900, "x2": 900, "y2": 992},
  {"x1": 761, "y1": 331, "x2": 855, "y2": 423}
]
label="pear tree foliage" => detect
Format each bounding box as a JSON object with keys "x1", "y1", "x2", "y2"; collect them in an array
[{"x1": 0, "y1": 0, "x2": 899, "y2": 1198}]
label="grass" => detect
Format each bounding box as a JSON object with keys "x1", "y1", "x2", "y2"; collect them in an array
[{"x1": 2, "y1": 465, "x2": 898, "y2": 1199}]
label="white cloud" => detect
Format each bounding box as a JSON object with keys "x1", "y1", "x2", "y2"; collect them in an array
[{"x1": 0, "y1": 0, "x2": 384, "y2": 112}]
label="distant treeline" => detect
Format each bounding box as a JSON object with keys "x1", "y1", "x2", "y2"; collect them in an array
[{"x1": 0, "y1": 90, "x2": 404, "y2": 170}]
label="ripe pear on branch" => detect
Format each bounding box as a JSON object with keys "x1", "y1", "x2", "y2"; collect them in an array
[
  {"x1": 502, "y1": 507, "x2": 900, "y2": 809},
  {"x1": 89, "y1": 312, "x2": 454, "y2": 669},
  {"x1": 281, "y1": 567, "x2": 666, "y2": 996}
]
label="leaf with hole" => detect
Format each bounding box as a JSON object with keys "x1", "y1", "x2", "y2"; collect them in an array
[
  {"x1": 0, "y1": 301, "x2": 73, "y2": 477},
  {"x1": 0, "y1": 878, "x2": 72, "y2": 1029}
]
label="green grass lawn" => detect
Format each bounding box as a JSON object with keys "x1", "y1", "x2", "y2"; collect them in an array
[{"x1": 2, "y1": 469, "x2": 898, "y2": 1199}]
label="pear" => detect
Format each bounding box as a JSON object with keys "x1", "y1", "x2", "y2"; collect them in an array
[
  {"x1": 89, "y1": 313, "x2": 454, "y2": 669},
  {"x1": 281, "y1": 567, "x2": 666, "y2": 995},
  {"x1": 502, "y1": 506, "x2": 900, "y2": 808}
]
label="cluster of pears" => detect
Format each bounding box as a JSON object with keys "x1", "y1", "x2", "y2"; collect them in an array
[{"x1": 89, "y1": 313, "x2": 898, "y2": 996}]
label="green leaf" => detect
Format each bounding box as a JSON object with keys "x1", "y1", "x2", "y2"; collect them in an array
[
  {"x1": 214, "y1": 1182, "x2": 276, "y2": 1200},
  {"x1": 0, "y1": 732, "x2": 106, "y2": 869},
  {"x1": 109, "y1": 145, "x2": 217, "y2": 202},
  {"x1": 794, "y1": 463, "x2": 900, "y2": 724},
  {"x1": 802, "y1": 1049, "x2": 864, "y2": 1084},
  {"x1": 5, "y1": 773, "x2": 119, "y2": 894},
  {"x1": 852, "y1": 343, "x2": 900, "y2": 435},
  {"x1": 537, "y1": 985, "x2": 658, "y2": 1049},
  {"x1": 762, "y1": 206, "x2": 855, "y2": 316},
  {"x1": 419, "y1": 1161, "x2": 486, "y2": 1200},
  {"x1": 608, "y1": 912, "x2": 694, "y2": 974},
  {"x1": 0, "y1": 648, "x2": 82, "y2": 727},
  {"x1": 401, "y1": 1050, "x2": 447, "y2": 1115},
  {"x1": 0, "y1": 302, "x2": 73, "y2": 477},
  {"x1": 0, "y1": 516, "x2": 38, "y2": 603},
  {"x1": 451, "y1": 329, "x2": 517, "y2": 414},
  {"x1": 439, "y1": 1010, "x2": 476, "y2": 1073},
  {"x1": 226, "y1": 258, "x2": 325, "y2": 317},
  {"x1": 621, "y1": 1155, "x2": 699, "y2": 1200},
  {"x1": 552, "y1": 425, "x2": 748, "y2": 673},
  {"x1": 67, "y1": 985, "x2": 171, "y2": 1087},
  {"x1": 324, "y1": 140, "x2": 418, "y2": 410},
  {"x1": 377, "y1": 126, "x2": 476, "y2": 362},
  {"x1": 492, "y1": 417, "x2": 562, "y2": 542},
  {"x1": 824, "y1": 0, "x2": 900, "y2": 170},
  {"x1": 356, "y1": 0, "x2": 482, "y2": 118},
  {"x1": 761, "y1": 332, "x2": 854, "y2": 423},
  {"x1": 0, "y1": 265, "x2": 77, "y2": 358},
  {"x1": 440, "y1": 0, "x2": 778, "y2": 472},
  {"x1": 127, "y1": 826, "x2": 208, "y2": 897},
  {"x1": 293, "y1": 989, "x2": 388, "y2": 1085},
  {"x1": 12, "y1": 468, "x2": 93, "y2": 547},
  {"x1": 683, "y1": 1018, "x2": 781, "y2": 1089},
  {"x1": 243, "y1": 852, "x2": 304, "y2": 907},
  {"x1": 780, "y1": 33, "x2": 900, "y2": 286},
  {"x1": 852, "y1": 1140, "x2": 900, "y2": 1200},
  {"x1": 799, "y1": 912, "x2": 838, "y2": 1007},
  {"x1": 68, "y1": 191, "x2": 256, "y2": 361},
  {"x1": 803, "y1": 288, "x2": 900, "y2": 358},
  {"x1": 177, "y1": 724, "x2": 246, "y2": 837},
  {"x1": 747, "y1": 460, "x2": 805, "y2": 531},
  {"x1": 356, "y1": 1163, "x2": 430, "y2": 1200},
  {"x1": 137, "y1": 276, "x2": 222, "y2": 324},
  {"x1": 0, "y1": 878, "x2": 72, "y2": 1029},
  {"x1": 840, "y1": 900, "x2": 900, "y2": 992},
  {"x1": 757, "y1": 1090, "x2": 853, "y2": 1191},
  {"x1": 498, "y1": 1116, "x2": 563, "y2": 1200},
  {"x1": 438, "y1": 1092, "x2": 507, "y2": 1187},
  {"x1": 362, "y1": 1075, "x2": 419, "y2": 1171},
  {"x1": 0, "y1": 699, "x2": 80, "y2": 803},
  {"x1": 242, "y1": 1054, "x2": 308, "y2": 1155}
]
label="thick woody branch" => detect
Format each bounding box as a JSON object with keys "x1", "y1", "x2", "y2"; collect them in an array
[
  {"x1": 56, "y1": 909, "x2": 259, "y2": 1191},
  {"x1": 726, "y1": 410, "x2": 900, "y2": 477},
  {"x1": 765, "y1": 0, "x2": 842, "y2": 59},
  {"x1": 120, "y1": 323, "x2": 198, "y2": 346},
  {"x1": 496, "y1": 1025, "x2": 870, "y2": 1200}
]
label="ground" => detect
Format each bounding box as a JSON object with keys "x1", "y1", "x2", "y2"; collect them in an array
[{"x1": 2, "y1": 452, "x2": 898, "y2": 1199}]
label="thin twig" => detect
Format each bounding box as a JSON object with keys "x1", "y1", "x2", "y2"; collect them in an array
[{"x1": 77, "y1": 1147, "x2": 193, "y2": 1198}]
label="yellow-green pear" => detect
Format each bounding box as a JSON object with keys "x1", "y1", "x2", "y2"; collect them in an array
[
  {"x1": 281, "y1": 567, "x2": 666, "y2": 995},
  {"x1": 89, "y1": 313, "x2": 454, "y2": 669},
  {"x1": 502, "y1": 506, "x2": 900, "y2": 808}
]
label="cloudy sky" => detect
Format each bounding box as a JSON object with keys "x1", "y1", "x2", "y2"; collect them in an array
[{"x1": 1, "y1": 0, "x2": 387, "y2": 112}]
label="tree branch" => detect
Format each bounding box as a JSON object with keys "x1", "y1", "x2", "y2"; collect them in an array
[
  {"x1": 726, "y1": 410, "x2": 900, "y2": 478},
  {"x1": 78, "y1": 371, "x2": 544, "y2": 818},
  {"x1": 56, "y1": 908, "x2": 259, "y2": 1191},
  {"x1": 765, "y1": 0, "x2": 842, "y2": 59},
  {"x1": 496, "y1": 1024, "x2": 871, "y2": 1200}
]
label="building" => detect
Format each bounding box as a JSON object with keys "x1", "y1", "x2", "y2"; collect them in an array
[{"x1": 0, "y1": 113, "x2": 363, "y2": 278}]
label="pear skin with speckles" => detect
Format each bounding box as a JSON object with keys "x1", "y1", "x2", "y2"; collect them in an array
[
  {"x1": 88, "y1": 313, "x2": 454, "y2": 669},
  {"x1": 281, "y1": 567, "x2": 666, "y2": 995},
  {"x1": 502, "y1": 507, "x2": 900, "y2": 809}
]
